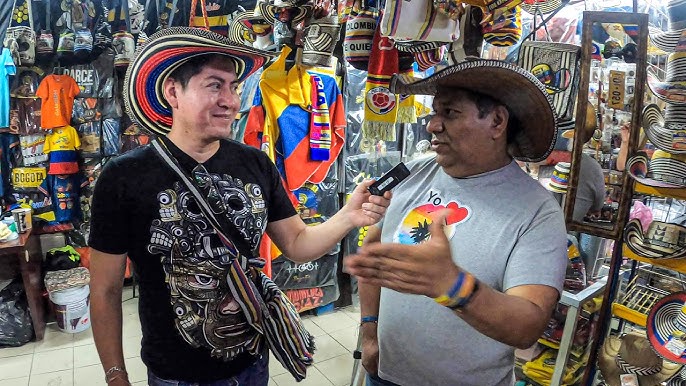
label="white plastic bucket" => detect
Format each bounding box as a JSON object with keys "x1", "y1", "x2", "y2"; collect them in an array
[{"x1": 48, "y1": 285, "x2": 91, "y2": 333}]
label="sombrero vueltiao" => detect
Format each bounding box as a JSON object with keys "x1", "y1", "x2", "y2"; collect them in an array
[
  {"x1": 627, "y1": 150, "x2": 686, "y2": 188},
  {"x1": 643, "y1": 103, "x2": 686, "y2": 154},
  {"x1": 598, "y1": 331, "x2": 682, "y2": 386},
  {"x1": 648, "y1": 0, "x2": 686, "y2": 53},
  {"x1": 624, "y1": 218, "x2": 686, "y2": 260},
  {"x1": 519, "y1": 0, "x2": 564, "y2": 15},
  {"x1": 389, "y1": 59, "x2": 558, "y2": 162},
  {"x1": 124, "y1": 27, "x2": 274, "y2": 136},
  {"x1": 647, "y1": 292, "x2": 686, "y2": 365},
  {"x1": 546, "y1": 162, "x2": 570, "y2": 193},
  {"x1": 647, "y1": 50, "x2": 686, "y2": 105},
  {"x1": 229, "y1": 11, "x2": 274, "y2": 50},
  {"x1": 560, "y1": 103, "x2": 598, "y2": 144},
  {"x1": 257, "y1": 0, "x2": 314, "y2": 26}
]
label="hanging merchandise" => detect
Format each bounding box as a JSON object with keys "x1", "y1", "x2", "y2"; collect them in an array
[
  {"x1": 11, "y1": 167, "x2": 47, "y2": 190},
  {"x1": 112, "y1": 0, "x2": 135, "y2": 69},
  {"x1": 190, "y1": 0, "x2": 230, "y2": 36},
  {"x1": 380, "y1": 0, "x2": 460, "y2": 42},
  {"x1": 10, "y1": 67, "x2": 43, "y2": 99},
  {"x1": 394, "y1": 41, "x2": 447, "y2": 72},
  {"x1": 647, "y1": 34, "x2": 686, "y2": 105},
  {"x1": 257, "y1": 0, "x2": 314, "y2": 47},
  {"x1": 57, "y1": 28, "x2": 75, "y2": 61},
  {"x1": 36, "y1": 73, "x2": 81, "y2": 130},
  {"x1": 44, "y1": 125, "x2": 81, "y2": 175},
  {"x1": 19, "y1": 134, "x2": 48, "y2": 166},
  {"x1": 342, "y1": 4, "x2": 377, "y2": 71},
  {"x1": 624, "y1": 218, "x2": 686, "y2": 260},
  {"x1": 518, "y1": 41, "x2": 581, "y2": 126},
  {"x1": 647, "y1": 292, "x2": 686, "y2": 365},
  {"x1": 648, "y1": 0, "x2": 686, "y2": 53},
  {"x1": 362, "y1": 26, "x2": 400, "y2": 141},
  {"x1": 447, "y1": 5, "x2": 484, "y2": 64},
  {"x1": 482, "y1": 5, "x2": 522, "y2": 47},
  {"x1": 101, "y1": 117, "x2": 121, "y2": 156},
  {"x1": 626, "y1": 150, "x2": 686, "y2": 188},
  {"x1": 74, "y1": 27, "x2": 94, "y2": 60},
  {"x1": 38, "y1": 173, "x2": 88, "y2": 223},
  {"x1": 244, "y1": 46, "x2": 345, "y2": 191},
  {"x1": 1, "y1": 49, "x2": 17, "y2": 131},
  {"x1": 4, "y1": 0, "x2": 36, "y2": 66},
  {"x1": 519, "y1": 0, "x2": 564, "y2": 16},
  {"x1": 71, "y1": 98, "x2": 100, "y2": 124},
  {"x1": 93, "y1": 0, "x2": 113, "y2": 54},
  {"x1": 15, "y1": 98, "x2": 41, "y2": 135},
  {"x1": 300, "y1": 14, "x2": 340, "y2": 67},
  {"x1": 77, "y1": 121, "x2": 101, "y2": 157},
  {"x1": 229, "y1": 11, "x2": 274, "y2": 51},
  {"x1": 642, "y1": 104, "x2": 686, "y2": 154}
]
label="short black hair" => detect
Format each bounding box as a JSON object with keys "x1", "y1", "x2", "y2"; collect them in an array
[
  {"x1": 168, "y1": 54, "x2": 236, "y2": 89},
  {"x1": 445, "y1": 87, "x2": 522, "y2": 145}
]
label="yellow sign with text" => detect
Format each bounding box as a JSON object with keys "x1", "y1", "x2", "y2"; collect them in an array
[
  {"x1": 608, "y1": 70, "x2": 626, "y2": 109},
  {"x1": 12, "y1": 167, "x2": 47, "y2": 189}
]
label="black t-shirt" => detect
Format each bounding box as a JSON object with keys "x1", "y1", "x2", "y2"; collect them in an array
[{"x1": 88, "y1": 136, "x2": 296, "y2": 382}]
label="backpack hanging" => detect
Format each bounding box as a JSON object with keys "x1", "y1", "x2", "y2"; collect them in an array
[
  {"x1": 112, "y1": 0, "x2": 135, "y2": 68},
  {"x1": 4, "y1": 0, "x2": 36, "y2": 66}
]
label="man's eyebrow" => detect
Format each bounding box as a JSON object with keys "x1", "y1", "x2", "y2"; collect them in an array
[{"x1": 204, "y1": 75, "x2": 227, "y2": 84}]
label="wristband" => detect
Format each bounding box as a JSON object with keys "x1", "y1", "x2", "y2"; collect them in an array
[
  {"x1": 434, "y1": 272, "x2": 477, "y2": 309},
  {"x1": 105, "y1": 366, "x2": 128, "y2": 384},
  {"x1": 361, "y1": 315, "x2": 378, "y2": 324},
  {"x1": 449, "y1": 279, "x2": 480, "y2": 311}
]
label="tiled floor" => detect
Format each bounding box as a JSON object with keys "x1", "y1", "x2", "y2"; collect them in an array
[{"x1": 0, "y1": 286, "x2": 361, "y2": 386}]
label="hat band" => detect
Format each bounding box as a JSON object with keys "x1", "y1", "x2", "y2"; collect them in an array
[{"x1": 615, "y1": 354, "x2": 662, "y2": 376}]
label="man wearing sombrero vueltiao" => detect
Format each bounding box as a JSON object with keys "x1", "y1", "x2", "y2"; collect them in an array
[
  {"x1": 86, "y1": 27, "x2": 390, "y2": 386},
  {"x1": 346, "y1": 60, "x2": 568, "y2": 386}
]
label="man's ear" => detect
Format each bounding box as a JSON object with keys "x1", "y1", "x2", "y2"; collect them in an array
[
  {"x1": 491, "y1": 105, "x2": 509, "y2": 140},
  {"x1": 163, "y1": 77, "x2": 180, "y2": 109}
]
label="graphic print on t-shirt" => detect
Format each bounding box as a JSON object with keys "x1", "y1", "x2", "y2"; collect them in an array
[
  {"x1": 394, "y1": 189, "x2": 471, "y2": 245},
  {"x1": 146, "y1": 172, "x2": 268, "y2": 361}
]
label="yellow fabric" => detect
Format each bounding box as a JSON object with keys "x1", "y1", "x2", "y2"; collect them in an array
[{"x1": 43, "y1": 125, "x2": 81, "y2": 153}]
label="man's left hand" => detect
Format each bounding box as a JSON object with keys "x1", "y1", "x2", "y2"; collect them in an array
[
  {"x1": 342, "y1": 179, "x2": 392, "y2": 228},
  {"x1": 345, "y1": 210, "x2": 460, "y2": 298}
]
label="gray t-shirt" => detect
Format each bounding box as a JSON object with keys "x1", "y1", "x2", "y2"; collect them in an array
[
  {"x1": 572, "y1": 153, "x2": 606, "y2": 222},
  {"x1": 377, "y1": 157, "x2": 567, "y2": 386}
]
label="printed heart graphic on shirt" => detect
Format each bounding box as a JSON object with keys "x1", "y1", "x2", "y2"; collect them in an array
[{"x1": 393, "y1": 201, "x2": 471, "y2": 245}]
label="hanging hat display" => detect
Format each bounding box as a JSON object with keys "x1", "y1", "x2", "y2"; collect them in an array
[
  {"x1": 229, "y1": 11, "x2": 275, "y2": 50},
  {"x1": 301, "y1": 15, "x2": 341, "y2": 67},
  {"x1": 343, "y1": 7, "x2": 377, "y2": 71},
  {"x1": 598, "y1": 331, "x2": 682, "y2": 386},
  {"x1": 379, "y1": 0, "x2": 460, "y2": 42},
  {"x1": 647, "y1": 33, "x2": 686, "y2": 105},
  {"x1": 648, "y1": 0, "x2": 686, "y2": 53},
  {"x1": 258, "y1": 0, "x2": 314, "y2": 26},
  {"x1": 394, "y1": 41, "x2": 447, "y2": 71},
  {"x1": 643, "y1": 104, "x2": 686, "y2": 154},
  {"x1": 547, "y1": 162, "x2": 571, "y2": 193},
  {"x1": 627, "y1": 150, "x2": 686, "y2": 188},
  {"x1": 624, "y1": 219, "x2": 686, "y2": 260},
  {"x1": 647, "y1": 292, "x2": 686, "y2": 365},
  {"x1": 519, "y1": 0, "x2": 563, "y2": 15}
]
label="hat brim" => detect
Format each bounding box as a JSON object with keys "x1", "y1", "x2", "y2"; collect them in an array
[
  {"x1": 124, "y1": 27, "x2": 275, "y2": 136},
  {"x1": 520, "y1": 0, "x2": 564, "y2": 15},
  {"x1": 389, "y1": 59, "x2": 557, "y2": 162},
  {"x1": 624, "y1": 219, "x2": 686, "y2": 260},
  {"x1": 643, "y1": 104, "x2": 686, "y2": 154},
  {"x1": 258, "y1": 2, "x2": 313, "y2": 26},
  {"x1": 598, "y1": 334, "x2": 682, "y2": 386},
  {"x1": 626, "y1": 153, "x2": 686, "y2": 188},
  {"x1": 229, "y1": 11, "x2": 272, "y2": 46},
  {"x1": 649, "y1": 26, "x2": 686, "y2": 53},
  {"x1": 648, "y1": 292, "x2": 686, "y2": 364},
  {"x1": 648, "y1": 70, "x2": 686, "y2": 105}
]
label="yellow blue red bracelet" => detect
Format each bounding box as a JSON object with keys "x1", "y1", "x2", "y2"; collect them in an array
[{"x1": 434, "y1": 272, "x2": 477, "y2": 309}]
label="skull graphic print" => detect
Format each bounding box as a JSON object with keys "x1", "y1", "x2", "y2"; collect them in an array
[{"x1": 147, "y1": 170, "x2": 269, "y2": 361}]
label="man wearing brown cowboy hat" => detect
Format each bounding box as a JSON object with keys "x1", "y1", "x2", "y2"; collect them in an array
[
  {"x1": 88, "y1": 27, "x2": 391, "y2": 386},
  {"x1": 346, "y1": 60, "x2": 568, "y2": 386}
]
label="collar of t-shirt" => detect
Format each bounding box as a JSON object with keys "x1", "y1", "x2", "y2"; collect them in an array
[{"x1": 158, "y1": 135, "x2": 226, "y2": 175}]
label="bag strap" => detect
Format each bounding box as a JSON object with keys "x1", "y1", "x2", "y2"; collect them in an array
[
  {"x1": 150, "y1": 138, "x2": 256, "y2": 259},
  {"x1": 122, "y1": 0, "x2": 132, "y2": 33},
  {"x1": 189, "y1": 0, "x2": 210, "y2": 30}
]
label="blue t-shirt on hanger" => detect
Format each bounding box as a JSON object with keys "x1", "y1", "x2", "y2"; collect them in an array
[
  {"x1": 0, "y1": 48, "x2": 17, "y2": 128},
  {"x1": 39, "y1": 174, "x2": 89, "y2": 223}
]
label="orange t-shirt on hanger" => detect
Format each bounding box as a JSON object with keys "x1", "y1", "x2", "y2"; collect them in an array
[{"x1": 36, "y1": 74, "x2": 81, "y2": 130}]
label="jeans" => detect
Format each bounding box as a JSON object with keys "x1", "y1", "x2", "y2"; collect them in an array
[
  {"x1": 147, "y1": 352, "x2": 269, "y2": 386},
  {"x1": 366, "y1": 374, "x2": 401, "y2": 386}
]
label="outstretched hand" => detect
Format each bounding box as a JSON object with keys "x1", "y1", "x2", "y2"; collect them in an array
[
  {"x1": 342, "y1": 179, "x2": 392, "y2": 228},
  {"x1": 345, "y1": 209, "x2": 460, "y2": 298}
]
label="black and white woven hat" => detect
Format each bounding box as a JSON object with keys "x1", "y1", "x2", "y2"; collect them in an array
[
  {"x1": 649, "y1": 0, "x2": 686, "y2": 53},
  {"x1": 598, "y1": 331, "x2": 682, "y2": 386},
  {"x1": 643, "y1": 104, "x2": 686, "y2": 153},
  {"x1": 648, "y1": 51, "x2": 686, "y2": 105},
  {"x1": 624, "y1": 218, "x2": 686, "y2": 260},
  {"x1": 520, "y1": 0, "x2": 565, "y2": 15},
  {"x1": 389, "y1": 59, "x2": 558, "y2": 162},
  {"x1": 627, "y1": 150, "x2": 686, "y2": 188}
]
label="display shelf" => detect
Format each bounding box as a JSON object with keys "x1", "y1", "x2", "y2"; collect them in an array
[
  {"x1": 610, "y1": 303, "x2": 647, "y2": 327},
  {"x1": 634, "y1": 182, "x2": 686, "y2": 201},
  {"x1": 623, "y1": 246, "x2": 686, "y2": 274}
]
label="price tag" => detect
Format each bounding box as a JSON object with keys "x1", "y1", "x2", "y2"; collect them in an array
[
  {"x1": 673, "y1": 130, "x2": 686, "y2": 149},
  {"x1": 666, "y1": 336, "x2": 686, "y2": 356},
  {"x1": 608, "y1": 70, "x2": 626, "y2": 109}
]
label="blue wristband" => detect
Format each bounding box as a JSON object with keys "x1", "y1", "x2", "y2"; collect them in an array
[
  {"x1": 447, "y1": 271, "x2": 466, "y2": 299},
  {"x1": 361, "y1": 316, "x2": 378, "y2": 324}
]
